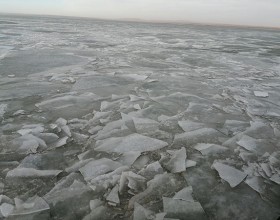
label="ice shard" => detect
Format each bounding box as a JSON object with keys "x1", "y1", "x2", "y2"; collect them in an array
[
  {"x1": 164, "y1": 147, "x2": 187, "y2": 173},
  {"x1": 212, "y1": 162, "x2": 247, "y2": 187}
]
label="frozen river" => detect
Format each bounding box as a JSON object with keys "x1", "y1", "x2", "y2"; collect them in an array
[{"x1": 0, "y1": 14, "x2": 280, "y2": 219}]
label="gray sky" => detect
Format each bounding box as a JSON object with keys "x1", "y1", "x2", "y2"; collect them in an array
[{"x1": 0, "y1": 0, "x2": 280, "y2": 27}]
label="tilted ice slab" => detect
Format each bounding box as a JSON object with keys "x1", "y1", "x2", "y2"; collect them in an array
[
  {"x1": 132, "y1": 117, "x2": 160, "y2": 133},
  {"x1": 117, "y1": 151, "x2": 141, "y2": 166},
  {"x1": 49, "y1": 136, "x2": 69, "y2": 149},
  {"x1": 133, "y1": 203, "x2": 154, "y2": 220},
  {"x1": 100, "y1": 100, "x2": 122, "y2": 112},
  {"x1": 35, "y1": 133, "x2": 59, "y2": 144},
  {"x1": 270, "y1": 174, "x2": 280, "y2": 185},
  {"x1": 186, "y1": 160, "x2": 197, "y2": 168},
  {"x1": 106, "y1": 184, "x2": 120, "y2": 205},
  {"x1": 223, "y1": 120, "x2": 250, "y2": 135},
  {"x1": 194, "y1": 143, "x2": 228, "y2": 156},
  {"x1": 119, "y1": 171, "x2": 146, "y2": 194},
  {"x1": 128, "y1": 173, "x2": 185, "y2": 209},
  {"x1": 138, "y1": 161, "x2": 164, "y2": 180},
  {"x1": 173, "y1": 186, "x2": 194, "y2": 202},
  {"x1": 17, "y1": 124, "x2": 44, "y2": 136},
  {"x1": 245, "y1": 176, "x2": 266, "y2": 194},
  {"x1": 178, "y1": 120, "x2": 205, "y2": 132},
  {"x1": 94, "y1": 119, "x2": 124, "y2": 139},
  {"x1": 44, "y1": 179, "x2": 93, "y2": 219},
  {"x1": 12, "y1": 134, "x2": 47, "y2": 152},
  {"x1": 121, "y1": 112, "x2": 160, "y2": 133},
  {"x1": 212, "y1": 162, "x2": 247, "y2": 187},
  {"x1": 90, "y1": 166, "x2": 129, "y2": 189},
  {"x1": 163, "y1": 197, "x2": 207, "y2": 220},
  {"x1": 35, "y1": 92, "x2": 100, "y2": 110},
  {"x1": 165, "y1": 147, "x2": 187, "y2": 173},
  {"x1": 9, "y1": 196, "x2": 50, "y2": 219},
  {"x1": 82, "y1": 205, "x2": 111, "y2": 220},
  {"x1": 244, "y1": 121, "x2": 275, "y2": 139},
  {"x1": 237, "y1": 135, "x2": 257, "y2": 152},
  {"x1": 6, "y1": 168, "x2": 62, "y2": 180},
  {"x1": 65, "y1": 159, "x2": 94, "y2": 173},
  {"x1": 46, "y1": 173, "x2": 84, "y2": 196},
  {"x1": 95, "y1": 133, "x2": 168, "y2": 153},
  {"x1": 79, "y1": 158, "x2": 122, "y2": 182},
  {"x1": 163, "y1": 185, "x2": 206, "y2": 220},
  {"x1": 174, "y1": 128, "x2": 222, "y2": 146}
]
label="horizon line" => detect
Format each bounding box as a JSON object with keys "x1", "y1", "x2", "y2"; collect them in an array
[{"x1": 1, "y1": 11, "x2": 280, "y2": 30}]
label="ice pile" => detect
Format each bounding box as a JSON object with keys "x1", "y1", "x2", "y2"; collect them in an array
[
  {"x1": 1, "y1": 86, "x2": 279, "y2": 220},
  {"x1": 0, "y1": 17, "x2": 280, "y2": 220}
]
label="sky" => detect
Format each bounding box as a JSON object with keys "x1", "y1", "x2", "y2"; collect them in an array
[{"x1": 0, "y1": 0, "x2": 279, "y2": 27}]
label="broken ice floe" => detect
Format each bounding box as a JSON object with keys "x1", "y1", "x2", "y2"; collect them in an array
[
  {"x1": 90, "y1": 166, "x2": 129, "y2": 190},
  {"x1": 173, "y1": 186, "x2": 194, "y2": 202},
  {"x1": 133, "y1": 203, "x2": 154, "y2": 220},
  {"x1": 2, "y1": 21, "x2": 280, "y2": 220},
  {"x1": 49, "y1": 136, "x2": 69, "y2": 149},
  {"x1": 164, "y1": 147, "x2": 187, "y2": 173},
  {"x1": 174, "y1": 128, "x2": 223, "y2": 146},
  {"x1": 106, "y1": 184, "x2": 120, "y2": 206},
  {"x1": 17, "y1": 124, "x2": 44, "y2": 136},
  {"x1": 44, "y1": 177, "x2": 93, "y2": 219},
  {"x1": 128, "y1": 173, "x2": 185, "y2": 209},
  {"x1": 138, "y1": 161, "x2": 164, "y2": 180},
  {"x1": 132, "y1": 117, "x2": 159, "y2": 133},
  {"x1": 89, "y1": 199, "x2": 103, "y2": 211},
  {"x1": 222, "y1": 120, "x2": 249, "y2": 135},
  {"x1": 35, "y1": 93, "x2": 101, "y2": 117},
  {"x1": 163, "y1": 197, "x2": 207, "y2": 220},
  {"x1": 116, "y1": 151, "x2": 141, "y2": 166},
  {"x1": 35, "y1": 133, "x2": 59, "y2": 144},
  {"x1": 245, "y1": 176, "x2": 266, "y2": 194},
  {"x1": 8, "y1": 196, "x2": 50, "y2": 220},
  {"x1": 82, "y1": 205, "x2": 111, "y2": 220},
  {"x1": 163, "y1": 186, "x2": 207, "y2": 220},
  {"x1": 36, "y1": 93, "x2": 101, "y2": 110},
  {"x1": 270, "y1": 174, "x2": 280, "y2": 185},
  {"x1": 254, "y1": 91, "x2": 269, "y2": 98},
  {"x1": 119, "y1": 171, "x2": 146, "y2": 194},
  {"x1": 212, "y1": 162, "x2": 247, "y2": 187},
  {"x1": 194, "y1": 143, "x2": 228, "y2": 156},
  {"x1": 6, "y1": 168, "x2": 62, "y2": 180},
  {"x1": 237, "y1": 135, "x2": 257, "y2": 152},
  {"x1": 185, "y1": 160, "x2": 197, "y2": 168},
  {"x1": 65, "y1": 158, "x2": 94, "y2": 173},
  {"x1": 79, "y1": 158, "x2": 122, "y2": 181},
  {"x1": 10, "y1": 134, "x2": 48, "y2": 154},
  {"x1": 178, "y1": 120, "x2": 205, "y2": 132},
  {"x1": 95, "y1": 133, "x2": 168, "y2": 153}
]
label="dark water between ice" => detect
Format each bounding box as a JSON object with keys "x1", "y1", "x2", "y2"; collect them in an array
[{"x1": 0, "y1": 14, "x2": 280, "y2": 220}]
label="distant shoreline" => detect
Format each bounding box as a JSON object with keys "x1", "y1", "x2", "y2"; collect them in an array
[{"x1": 0, "y1": 12, "x2": 279, "y2": 31}]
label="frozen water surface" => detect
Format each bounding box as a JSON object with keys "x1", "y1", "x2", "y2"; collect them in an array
[{"x1": 0, "y1": 14, "x2": 280, "y2": 220}]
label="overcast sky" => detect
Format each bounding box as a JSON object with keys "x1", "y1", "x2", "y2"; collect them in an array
[{"x1": 0, "y1": 0, "x2": 279, "y2": 27}]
